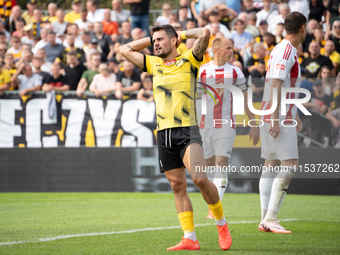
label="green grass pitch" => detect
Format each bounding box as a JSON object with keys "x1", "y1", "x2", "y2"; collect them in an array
[{"x1": 0, "y1": 193, "x2": 339, "y2": 254}]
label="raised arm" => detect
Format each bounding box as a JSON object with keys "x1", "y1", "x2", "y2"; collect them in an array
[
  {"x1": 183, "y1": 28, "x2": 210, "y2": 61},
  {"x1": 120, "y1": 37, "x2": 151, "y2": 69}
]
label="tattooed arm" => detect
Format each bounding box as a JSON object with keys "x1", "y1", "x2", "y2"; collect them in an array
[{"x1": 182, "y1": 28, "x2": 211, "y2": 61}]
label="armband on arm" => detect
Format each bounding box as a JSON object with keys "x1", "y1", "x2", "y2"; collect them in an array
[{"x1": 127, "y1": 44, "x2": 136, "y2": 51}]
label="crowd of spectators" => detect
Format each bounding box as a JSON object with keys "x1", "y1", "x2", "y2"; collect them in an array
[{"x1": 0, "y1": 0, "x2": 339, "y2": 147}]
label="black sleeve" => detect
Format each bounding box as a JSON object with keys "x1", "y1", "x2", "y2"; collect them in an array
[
  {"x1": 325, "y1": 95, "x2": 333, "y2": 108},
  {"x1": 42, "y1": 73, "x2": 51, "y2": 84},
  {"x1": 116, "y1": 36, "x2": 123, "y2": 44},
  {"x1": 143, "y1": 55, "x2": 147, "y2": 72},
  {"x1": 246, "y1": 58, "x2": 255, "y2": 69},
  {"x1": 79, "y1": 49, "x2": 86, "y2": 64},
  {"x1": 133, "y1": 68, "x2": 141, "y2": 82},
  {"x1": 45, "y1": 75, "x2": 52, "y2": 84},
  {"x1": 327, "y1": 0, "x2": 333, "y2": 11},
  {"x1": 106, "y1": 34, "x2": 114, "y2": 46},
  {"x1": 60, "y1": 75, "x2": 67, "y2": 84},
  {"x1": 300, "y1": 58, "x2": 307, "y2": 67},
  {"x1": 117, "y1": 71, "x2": 123, "y2": 82},
  {"x1": 325, "y1": 57, "x2": 334, "y2": 69}
]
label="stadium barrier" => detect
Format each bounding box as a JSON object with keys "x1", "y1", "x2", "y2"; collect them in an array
[
  {"x1": 0, "y1": 91, "x2": 156, "y2": 148},
  {"x1": 0, "y1": 147, "x2": 339, "y2": 194}
]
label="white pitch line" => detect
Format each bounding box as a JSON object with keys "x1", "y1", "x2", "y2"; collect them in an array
[{"x1": 0, "y1": 219, "x2": 338, "y2": 246}]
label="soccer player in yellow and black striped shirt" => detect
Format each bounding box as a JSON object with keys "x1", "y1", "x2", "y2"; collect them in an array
[{"x1": 120, "y1": 25, "x2": 231, "y2": 251}]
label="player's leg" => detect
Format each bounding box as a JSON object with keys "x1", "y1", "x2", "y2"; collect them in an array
[
  {"x1": 259, "y1": 159, "x2": 280, "y2": 222},
  {"x1": 183, "y1": 143, "x2": 232, "y2": 250},
  {"x1": 207, "y1": 127, "x2": 235, "y2": 218},
  {"x1": 260, "y1": 158, "x2": 298, "y2": 233},
  {"x1": 206, "y1": 156, "x2": 229, "y2": 219},
  {"x1": 165, "y1": 167, "x2": 201, "y2": 251},
  {"x1": 157, "y1": 129, "x2": 199, "y2": 250},
  {"x1": 213, "y1": 155, "x2": 229, "y2": 201},
  {"x1": 260, "y1": 125, "x2": 299, "y2": 233},
  {"x1": 205, "y1": 156, "x2": 216, "y2": 219}
]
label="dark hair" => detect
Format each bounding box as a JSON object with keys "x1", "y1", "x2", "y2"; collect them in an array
[
  {"x1": 234, "y1": 19, "x2": 245, "y2": 26},
  {"x1": 258, "y1": 59, "x2": 265, "y2": 65},
  {"x1": 0, "y1": 31, "x2": 5, "y2": 37},
  {"x1": 87, "y1": 0, "x2": 98, "y2": 6},
  {"x1": 151, "y1": 24, "x2": 177, "y2": 40},
  {"x1": 284, "y1": 12, "x2": 307, "y2": 35},
  {"x1": 209, "y1": 11, "x2": 219, "y2": 16},
  {"x1": 67, "y1": 50, "x2": 77, "y2": 56},
  {"x1": 263, "y1": 32, "x2": 275, "y2": 41},
  {"x1": 316, "y1": 65, "x2": 332, "y2": 79}
]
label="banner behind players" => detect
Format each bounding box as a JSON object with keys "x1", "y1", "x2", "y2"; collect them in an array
[{"x1": 0, "y1": 93, "x2": 157, "y2": 148}]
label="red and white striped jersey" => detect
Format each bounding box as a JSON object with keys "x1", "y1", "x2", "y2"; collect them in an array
[
  {"x1": 261, "y1": 39, "x2": 301, "y2": 124},
  {"x1": 199, "y1": 61, "x2": 246, "y2": 129}
]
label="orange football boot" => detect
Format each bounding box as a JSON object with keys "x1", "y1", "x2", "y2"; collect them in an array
[
  {"x1": 167, "y1": 237, "x2": 200, "y2": 251},
  {"x1": 217, "y1": 223, "x2": 232, "y2": 250}
]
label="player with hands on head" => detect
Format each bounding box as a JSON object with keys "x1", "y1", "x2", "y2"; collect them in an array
[{"x1": 120, "y1": 25, "x2": 232, "y2": 251}]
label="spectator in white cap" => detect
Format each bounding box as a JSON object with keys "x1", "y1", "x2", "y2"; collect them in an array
[{"x1": 21, "y1": 23, "x2": 35, "y2": 48}]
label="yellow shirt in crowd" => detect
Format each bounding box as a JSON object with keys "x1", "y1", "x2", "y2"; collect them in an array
[
  {"x1": 64, "y1": 12, "x2": 81, "y2": 23},
  {"x1": 0, "y1": 69, "x2": 11, "y2": 87}
]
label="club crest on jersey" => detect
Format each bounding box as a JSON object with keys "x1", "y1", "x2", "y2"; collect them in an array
[{"x1": 175, "y1": 58, "x2": 184, "y2": 67}]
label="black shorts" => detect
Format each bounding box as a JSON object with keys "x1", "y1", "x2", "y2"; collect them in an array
[{"x1": 157, "y1": 126, "x2": 203, "y2": 172}]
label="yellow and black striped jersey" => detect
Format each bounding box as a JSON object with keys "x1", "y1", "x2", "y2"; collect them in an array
[{"x1": 143, "y1": 49, "x2": 202, "y2": 131}]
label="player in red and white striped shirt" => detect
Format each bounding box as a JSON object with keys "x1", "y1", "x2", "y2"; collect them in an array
[
  {"x1": 258, "y1": 12, "x2": 307, "y2": 234},
  {"x1": 198, "y1": 37, "x2": 259, "y2": 219}
]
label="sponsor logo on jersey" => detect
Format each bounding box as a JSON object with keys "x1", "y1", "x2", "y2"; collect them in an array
[
  {"x1": 164, "y1": 59, "x2": 176, "y2": 66},
  {"x1": 276, "y1": 64, "x2": 285, "y2": 70}
]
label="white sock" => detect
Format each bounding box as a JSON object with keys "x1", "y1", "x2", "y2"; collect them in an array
[
  {"x1": 216, "y1": 217, "x2": 227, "y2": 226},
  {"x1": 264, "y1": 168, "x2": 295, "y2": 222},
  {"x1": 213, "y1": 172, "x2": 228, "y2": 201},
  {"x1": 259, "y1": 170, "x2": 277, "y2": 220},
  {"x1": 184, "y1": 231, "x2": 197, "y2": 241}
]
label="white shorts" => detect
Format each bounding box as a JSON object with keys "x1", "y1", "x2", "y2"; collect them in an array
[
  {"x1": 260, "y1": 122, "x2": 299, "y2": 161},
  {"x1": 200, "y1": 126, "x2": 236, "y2": 159}
]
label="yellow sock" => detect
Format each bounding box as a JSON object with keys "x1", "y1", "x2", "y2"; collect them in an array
[
  {"x1": 178, "y1": 211, "x2": 195, "y2": 233},
  {"x1": 208, "y1": 200, "x2": 224, "y2": 220}
]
